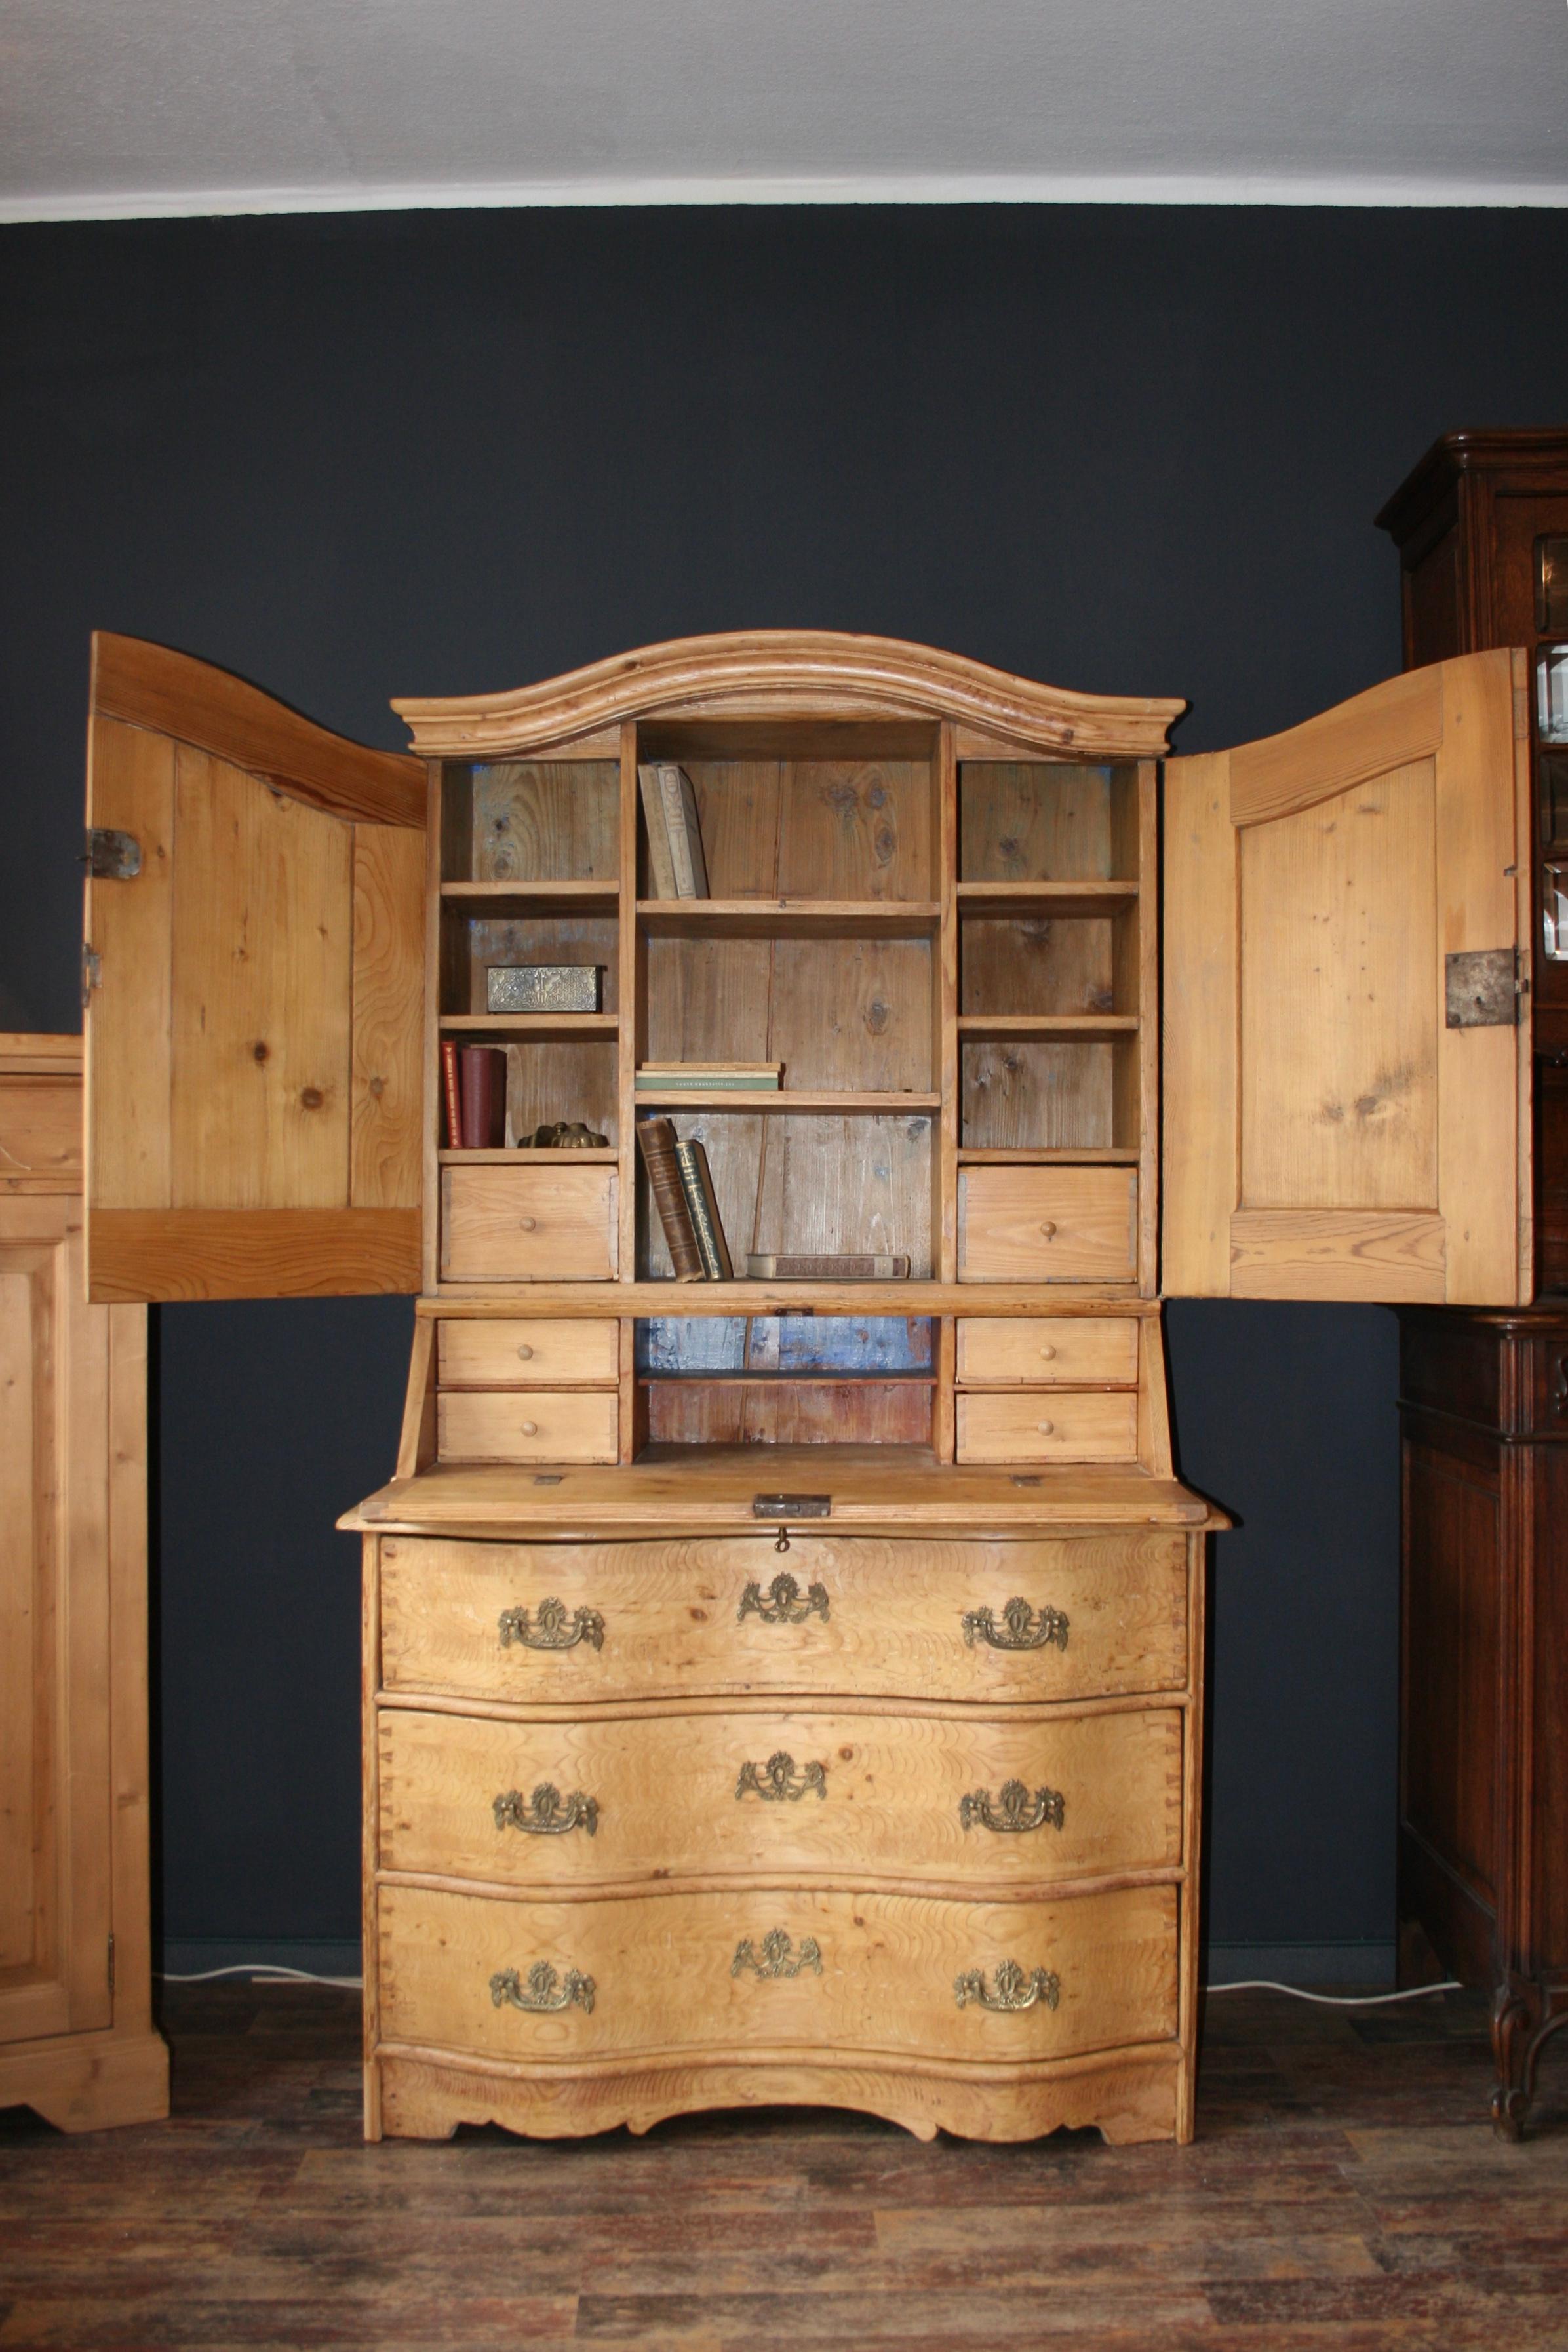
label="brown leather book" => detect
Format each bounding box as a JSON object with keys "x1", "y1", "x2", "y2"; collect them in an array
[
  {"x1": 637, "y1": 1118, "x2": 707, "y2": 1280},
  {"x1": 675, "y1": 1139, "x2": 733, "y2": 1280},
  {"x1": 458, "y1": 1046, "x2": 507, "y2": 1148}
]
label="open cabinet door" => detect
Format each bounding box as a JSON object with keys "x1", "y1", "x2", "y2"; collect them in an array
[
  {"x1": 1164, "y1": 651, "x2": 1531, "y2": 1305},
  {"x1": 83, "y1": 635, "x2": 427, "y2": 1303}
]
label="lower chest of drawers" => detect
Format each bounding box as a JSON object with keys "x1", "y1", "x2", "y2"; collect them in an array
[{"x1": 364, "y1": 1527, "x2": 1202, "y2": 2147}]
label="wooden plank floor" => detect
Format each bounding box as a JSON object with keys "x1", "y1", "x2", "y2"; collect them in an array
[{"x1": 1, "y1": 1984, "x2": 1566, "y2": 2349}]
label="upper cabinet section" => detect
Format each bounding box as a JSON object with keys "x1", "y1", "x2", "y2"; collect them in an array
[
  {"x1": 1163, "y1": 651, "x2": 1531, "y2": 1308},
  {"x1": 83, "y1": 637, "x2": 427, "y2": 1304}
]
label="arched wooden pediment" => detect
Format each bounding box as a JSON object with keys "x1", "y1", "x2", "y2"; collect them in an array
[{"x1": 392, "y1": 631, "x2": 1185, "y2": 760}]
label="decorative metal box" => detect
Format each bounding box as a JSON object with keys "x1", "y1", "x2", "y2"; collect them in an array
[{"x1": 486, "y1": 964, "x2": 603, "y2": 1014}]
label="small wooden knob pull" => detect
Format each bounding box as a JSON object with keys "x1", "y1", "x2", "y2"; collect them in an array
[
  {"x1": 1036, "y1": 1419, "x2": 1055, "y2": 1436},
  {"x1": 1039, "y1": 1221, "x2": 1057, "y2": 1239},
  {"x1": 520, "y1": 1421, "x2": 538, "y2": 1437},
  {"x1": 1039, "y1": 1344, "x2": 1057, "y2": 1360},
  {"x1": 519, "y1": 1216, "x2": 538, "y2": 1231},
  {"x1": 516, "y1": 1343, "x2": 534, "y2": 1360}
]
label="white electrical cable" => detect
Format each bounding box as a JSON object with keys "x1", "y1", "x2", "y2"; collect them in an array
[{"x1": 1206, "y1": 1978, "x2": 1462, "y2": 2007}]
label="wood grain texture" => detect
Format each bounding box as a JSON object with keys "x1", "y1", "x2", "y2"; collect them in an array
[
  {"x1": 440, "y1": 1166, "x2": 617, "y2": 1283},
  {"x1": 376, "y1": 1531, "x2": 1190, "y2": 1707},
  {"x1": 376, "y1": 1881, "x2": 1179, "y2": 2067},
  {"x1": 391, "y1": 633, "x2": 1185, "y2": 761},
  {"x1": 378, "y1": 1700, "x2": 1183, "y2": 1892},
  {"x1": 84, "y1": 716, "x2": 174, "y2": 1217},
  {"x1": 1228, "y1": 1209, "x2": 1447, "y2": 1302},
  {"x1": 91, "y1": 632, "x2": 424, "y2": 826},
  {"x1": 351, "y1": 823, "x2": 425, "y2": 1211},
  {"x1": 0, "y1": 1075, "x2": 83, "y2": 1192},
  {"x1": 1160, "y1": 752, "x2": 1235, "y2": 1299},
  {"x1": 437, "y1": 1318, "x2": 619, "y2": 1386},
  {"x1": 88, "y1": 1207, "x2": 420, "y2": 1303},
  {"x1": 956, "y1": 1390, "x2": 1139, "y2": 1464},
  {"x1": 467, "y1": 762, "x2": 619, "y2": 886},
  {"x1": 1229, "y1": 661, "x2": 1443, "y2": 826},
  {"x1": 959, "y1": 1167, "x2": 1137, "y2": 1283}
]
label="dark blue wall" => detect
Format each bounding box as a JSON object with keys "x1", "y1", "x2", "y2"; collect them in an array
[{"x1": 3, "y1": 203, "x2": 1563, "y2": 1963}]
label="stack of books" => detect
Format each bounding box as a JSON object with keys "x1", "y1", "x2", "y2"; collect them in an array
[
  {"x1": 638, "y1": 762, "x2": 709, "y2": 899},
  {"x1": 635, "y1": 1061, "x2": 782, "y2": 1094},
  {"x1": 637, "y1": 1118, "x2": 732, "y2": 1280}
]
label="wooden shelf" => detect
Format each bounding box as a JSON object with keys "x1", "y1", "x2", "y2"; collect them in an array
[
  {"x1": 637, "y1": 898, "x2": 940, "y2": 939},
  {"x1": 638, "y1": 1371, "x2": 937, "y2": 1386},
  {"x1": 439, "y1": 1013, "x2": 618, "y2": 1039},
  {"x1": 957, "y1": 1147, "x2": 1141, "y2": 1164},
  {"x1": 956, "y1": 880, "x2": 1137, "y2": 914},
  {"x1": 632, "y1": 1089, "x2": 941, "y2": 1114},
  {"x1": 438, "y1": 1147, "x2": 617, "y2": 1164},
  {"x1": 423, "y1": 1284, "x2": 1154, "y2": 1315},
  {"x1": 441, "y1": 880, "x2": 619, "y2": 916},
  {"x1": 956, "y1": 1014, "x2": 1139, "y2": 1040}
]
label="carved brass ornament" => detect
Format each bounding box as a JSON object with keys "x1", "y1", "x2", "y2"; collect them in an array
[
  {"x1": 732, "y1": 1929, "x2": 823, "y2": 1980},
  {"x1": 490, "y1": 1961, "x2": 596, "y2": 2015},
  {"x1": 494, "y1": 1782, "x2": 598, "y2": 1836},
  {"x1": 959, "y1": 1778, "x2": 1065, "y2": 1834},
  {"x1": 735, "y1": 1751, "x2": 827, "y2": 1803},
  {"x1": 960, "y1": 1597, "x2": 1069, "y2": 1653},
  {"x1": 498, "y1": 1597, "x2": 605, "y2": 1653},
  {"x1": 954, "y1": 1959, "x2": 1061, "y2": 2013},
  {"x1": 738, "y1": 1571, "x2": 830, "y2": 1626}
]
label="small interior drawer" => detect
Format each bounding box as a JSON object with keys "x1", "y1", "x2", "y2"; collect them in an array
[
  {"x1": 958, "y1": 1167, "x2": 1137, "y2": 1284},
  {"x1": 957, "y1": 1316, "x2": 1138, "y2": 1386},
  {"x1": 437, "y1": 1388, "x2": 619, "y2": 1464},
  {"x1": 956, "y1": 1390, "x2": 1139, "y2": 1464},
  {"x1": 437, "y1": 1318, "x2": 619, "y2": 1387},
  {"x1": 441, "y1": 1166, "x2": 617, "y2": 1282}
]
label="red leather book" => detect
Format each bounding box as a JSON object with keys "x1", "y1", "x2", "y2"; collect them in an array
[
  {"x1": 441, "y1": 1040, "x2": 463, "y2": 1149},
  {"x1": 458, "y1": 1046, "x2": 507, "y2": 1148}
]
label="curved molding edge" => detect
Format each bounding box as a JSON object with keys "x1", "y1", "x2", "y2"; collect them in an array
[{"x1": 392, "y1": 631, "x2": 1185, "y2": 760}]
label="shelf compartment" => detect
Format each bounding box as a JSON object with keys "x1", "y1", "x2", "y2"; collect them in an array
[
  {"x1": 637, "y1": 734, "x2": 937, "y2": 903},
  {"x1": 441, "y1": 757, "x2": 619, "y2": 886},
  {"x1": 959, "y1": 899, "x2": 1141, "y2": 1022},
  {"x1": 961, "y1": 1033, "x2": 1139, "y2": 1153},
  {"x1": 958, "y1": 760, "x2": 1140, "y2": 886},
  {"x1": 638, "y1": 1376, "x2": 935, "y2": 1449},
  {"x1": 637, "y1": 1314, "x2": 934, "y2": 1375},
  {"x1": 645, "y1": 929, "x2": 934, "y2": 1097},
  {"x1": 638, "y1": 899, "x2": 940, "y2": 939}
]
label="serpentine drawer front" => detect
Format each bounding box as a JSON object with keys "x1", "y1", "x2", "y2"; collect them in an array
[
  {"x1": 376, "y1": 1702, "x2": 1183, "y2": 1889},
  {"x1": 377, "y1": 1881, "x2": 1180, "y2": 2067},
  {"x1": 376, "y1": 1534, "x2": 1191, "y2": 1706}
]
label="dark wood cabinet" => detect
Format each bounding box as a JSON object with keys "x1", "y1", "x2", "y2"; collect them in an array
[{"x1": 1381, "y1": 433, "x2": 1568, "y2": 2132}]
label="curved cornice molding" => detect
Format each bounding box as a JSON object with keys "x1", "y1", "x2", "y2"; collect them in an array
[{"x1": 391, "y1": 632, "x2": 1186, "y2": 760}]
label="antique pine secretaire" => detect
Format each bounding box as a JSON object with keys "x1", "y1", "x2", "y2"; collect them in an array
[{"x1": 78, "y1": 629, "x2": 1531, "y2": 2146}]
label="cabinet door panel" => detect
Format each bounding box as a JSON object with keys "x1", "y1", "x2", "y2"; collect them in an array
[
  {"x1": 0, "y1": 1202, "x2": 112, "y2": 2044},
  {"x1": 84, "y1": 635, "x2": 427, "y2": 1302},
  {"x1": 1164, "y1": 652, "x2": 1530, "y2": 1304}
]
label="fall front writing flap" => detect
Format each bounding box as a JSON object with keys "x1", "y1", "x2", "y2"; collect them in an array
[
  {"x1": 83, "y1": 635, "x2": 427, "y2": 1303},
  {"x1": 1162, "y1": 650, "x2": 1531, "y2": 1306}
]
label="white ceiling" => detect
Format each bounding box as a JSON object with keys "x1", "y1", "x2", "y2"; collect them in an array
[{"x1": 2, "y1": 0, "x2": 1565, "y2": 222}]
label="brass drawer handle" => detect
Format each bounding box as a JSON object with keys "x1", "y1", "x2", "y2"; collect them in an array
[
  {"x1": 519, "y1": 1215, "x2": 538, "y2": 1230},
  {"x1": 498, "y1": 1598, "x2": 605, "y2": 1652},
  {"x1": 954, "y1": 1960, "x2": 1060, "y2": 2014},
  {"x1": 490, "y1": 1961, "x2": 595, "y2": 2015},
  {"x1": 735, "y1": 1751, "x2": 826, "y2": 1803},
  {"x1": 961, "y1": 1597, "x2": 1069, "y2": 1653},
  {"x1": 737, "y1": 1570, "x2": 830, "y2": 1626},
  {"x1": 494, "y1": 1782, "x2": 598, "y2": 1837},
  {"x1": 960, "y1": 1779, "x2": 1065, "y2": 1834},
  {"x1": 732, "y1": 1930, "x2": 823, "y2": 1981}
]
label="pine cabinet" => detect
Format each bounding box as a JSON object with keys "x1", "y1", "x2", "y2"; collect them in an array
[
  {"x1": 77, "y1": 627, "x2": 1532, "y2": 2145},
  {"x1": 0, "y1": 1036, "x2": 167, "y2": 2132}
]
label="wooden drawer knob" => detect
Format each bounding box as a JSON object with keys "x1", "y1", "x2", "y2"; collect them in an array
[
  {"x1": 520, "y1": 1421, "x2": 539, "y2": 1438},
  {"x1": 1039, "y1": 1221, "x2": 1057, "y2": 1240},
  {"x1": 515, "y1": 1343, "x2": 534, "y2": 1360},
  {"x1": 519, "y1": 1216, "x2": 538, "y2": 1232},
  {"x1": 1038, "y1": 1344, "x2": 1057, "y2": 1360},
  {"x1": 1036, "y1": 1419, "x2": 1055, "y2": 1436}
]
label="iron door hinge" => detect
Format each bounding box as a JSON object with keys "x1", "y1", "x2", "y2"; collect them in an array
[
  {"x1": 81, "y1": 943, "x2": 101, "y2": 1008},
  {"x1": 85, "y1": 827, "x2": 141, "y2": 879},
  {"x1": 1445, "y1": 947, "x2": 1525, "y2": 1029},
  {"x1": 108, "y1": 1932, "x2": 115, "y2": 1997}
]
